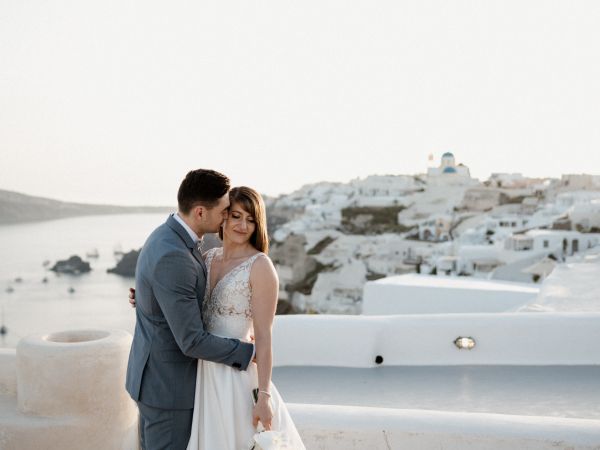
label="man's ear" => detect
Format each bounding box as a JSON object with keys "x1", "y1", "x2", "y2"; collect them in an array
[{"x1": 192, "y1": 204, "x2": 205, "y2": 220}]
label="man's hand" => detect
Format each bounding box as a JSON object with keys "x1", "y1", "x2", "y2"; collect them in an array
[
  {"x1": 252, "y1": 395, "x2": 273, "y2": 431},
  {"x1": 129, "y1": 287, "x2": 136, "y2": 308}
]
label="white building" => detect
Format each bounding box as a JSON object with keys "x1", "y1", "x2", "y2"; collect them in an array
[
  {"x1": 417, "y1": 213, "x2": 453, "y2": 241},
  {"x1": 559, "y1": 174, "x2": 600, "y2": 191},
  {"x1": 429, "y1": 229, "x2": 599, "y2": 283},
  {"x1": 504, "y1": 229, "x2": 599, "y2": 257},
  {"x1": 427, "y1": 152, "x2": 474, "y2": 186},
  {"x1": 349, "y1": 175, "x2": 419, "y2": 201},
  {"x1": 570, "y1": 199, "x2": 600, "y2": 231},
  {"x1": 555, "y1": 190, "x2": 600, "y2": 210},
  {"x1": 488, "y1": 173, "x2": 527, "y2": 188},
  {"x1": 484, "y1": 214, "x2": 531, "y2": 236},
  {"x1": 460, "y1": 187, "x2": 504, "y2": 211}
]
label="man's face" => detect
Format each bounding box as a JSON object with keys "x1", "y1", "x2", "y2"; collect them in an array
[{"x1": 202, "y1": 193, "x2": 230, "y2": 233}]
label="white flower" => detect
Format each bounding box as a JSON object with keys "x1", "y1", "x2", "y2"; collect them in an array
[{"x1": 252, "y1": 430, "x2": 293, "y2": 450}]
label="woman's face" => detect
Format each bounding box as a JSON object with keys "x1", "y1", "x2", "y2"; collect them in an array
[{"x1": 223, "y1": 202, "x2": 256, "y2": 245}]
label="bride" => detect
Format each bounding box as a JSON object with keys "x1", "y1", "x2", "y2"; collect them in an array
[{"x1": 185, "y1": 186, "x2": 304, "y2": 450}]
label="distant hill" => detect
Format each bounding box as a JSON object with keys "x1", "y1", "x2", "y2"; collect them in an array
[{"x1": 0, "y1": 189, "x2": 173, "y2": 224}]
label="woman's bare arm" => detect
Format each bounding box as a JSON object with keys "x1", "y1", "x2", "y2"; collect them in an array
[{"x1": 250, "y1": 255, "x2": 279, "y2": 430}]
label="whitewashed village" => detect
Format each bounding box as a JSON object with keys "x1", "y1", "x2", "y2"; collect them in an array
[
  {"x1": 2, "y1": 153, "x2": 600, "y2": 449},
  {"x1": 266, "y1": 152, "x2": 600, "y2": 315}
]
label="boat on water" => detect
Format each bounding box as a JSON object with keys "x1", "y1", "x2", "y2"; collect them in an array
[{"x1": 86, "y1": 248, "x2": 99, "y2": 258}]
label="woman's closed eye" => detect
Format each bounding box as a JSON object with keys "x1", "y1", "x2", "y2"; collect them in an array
[{"x1": 232, "y1": 213, "x2": 254, "y2": 223}]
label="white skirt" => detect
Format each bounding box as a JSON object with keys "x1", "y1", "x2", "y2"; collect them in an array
[{"x1": 186, "y1": 360, "x2": 305, "y2": 450}]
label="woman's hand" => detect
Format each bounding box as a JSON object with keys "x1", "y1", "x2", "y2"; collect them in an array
[
  {"x1": 252, "y1": 394, "x2": 273, "y2": 430},
  {"x1": 128, "y1": 287, "x2": 136, "y2": 308}
]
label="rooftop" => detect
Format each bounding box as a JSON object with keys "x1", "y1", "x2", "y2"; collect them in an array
[{"x1": 371, "y1": 273, "x2": 539, "y2": 293}]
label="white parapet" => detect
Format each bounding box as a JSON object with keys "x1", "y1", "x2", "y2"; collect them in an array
[
  {"x1": 289, "y1": 404, "x2": 600, "y2": 450},
  {"x1": 362, "y1": 274, "x2": 540, "y2": 314},
  {"x1": 272, "y1": 312, "x2": 600, "y2": 367},
  {"x1": 1, "y1": 329, "x2": 138, "y2": 450}
]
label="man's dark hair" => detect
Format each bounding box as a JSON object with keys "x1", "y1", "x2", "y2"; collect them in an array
[{"x1": 177, "y1": 169, "x2": 230, "y2": 214}]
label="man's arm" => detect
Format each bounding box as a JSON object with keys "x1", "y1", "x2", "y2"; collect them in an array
[{"x1": 152, "y1": 250, "x2": 254, "y2": 369}]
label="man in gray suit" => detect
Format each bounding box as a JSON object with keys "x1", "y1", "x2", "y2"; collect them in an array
[{"x1": 126, "y1": 169, "x2": 254, "y2": 450}]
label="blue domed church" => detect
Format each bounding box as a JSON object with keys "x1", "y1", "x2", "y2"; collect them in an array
[{"x1": 427, "y1": 152, "x2": 472, "y2": 185}]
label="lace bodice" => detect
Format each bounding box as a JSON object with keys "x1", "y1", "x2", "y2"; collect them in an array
[{"x1": 202, "y1": 247, "x2": 263, "y2": 340}]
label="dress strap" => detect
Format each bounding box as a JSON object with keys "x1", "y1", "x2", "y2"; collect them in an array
[
  {"x1": 203, "y1": 247, "x2": 221, "y2": 270},
  {"x1": 244, "y1": 252, "x2": 265, "y2": 270}
]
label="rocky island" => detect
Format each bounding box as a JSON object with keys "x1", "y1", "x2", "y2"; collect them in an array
[
  {"x1": 107, "y1": 250, "x2": 140, "y2": 278},
  {"x1": 50, "y1": 256, "x2": 91, "y2": 275}
]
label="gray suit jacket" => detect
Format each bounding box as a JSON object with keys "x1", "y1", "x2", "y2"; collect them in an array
[{"x1": 125, "y1": 214, "x2": 254, "y2": 409}]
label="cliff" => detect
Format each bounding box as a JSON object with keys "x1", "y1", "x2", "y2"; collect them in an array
[{"x1": 0, "y1": 189, "x2": 172, "y2": 224}]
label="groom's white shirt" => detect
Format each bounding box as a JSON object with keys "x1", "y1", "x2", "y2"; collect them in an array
[
  {"x1": 174, "y1": 212, "x2": 256, "y2": 359},
  {"x1": 174, "y1": 212, "x2": 201, "y2": 245}
]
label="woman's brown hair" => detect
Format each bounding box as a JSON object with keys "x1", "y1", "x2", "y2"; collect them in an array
[{"x1": 219, "y1": 186, "x2": 269, "y2": 254}]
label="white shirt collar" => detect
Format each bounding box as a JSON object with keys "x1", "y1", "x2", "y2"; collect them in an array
[{"x1": 173, "y1": 213, "x2": 201, "y2": 245}]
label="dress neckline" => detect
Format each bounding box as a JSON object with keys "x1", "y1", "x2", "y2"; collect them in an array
[{"x1": 207, "y1": 248, "x2": 261, "y2": 299}]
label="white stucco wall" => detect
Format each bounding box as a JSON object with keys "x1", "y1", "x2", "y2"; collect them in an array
[
  {"x1": 272, "y1": 313, "x2": 600, "y2": 367},
  {"x1": 362, "y1": 274, "x2": 539, "y2": 315},
  {"x1": 2, "y1": 318, "x2": 600, "y2": 450}
]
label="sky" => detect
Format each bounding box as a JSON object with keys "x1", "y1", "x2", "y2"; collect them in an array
[{"x1": 1, "y1": 1, "x2": 599, "y2": 206}]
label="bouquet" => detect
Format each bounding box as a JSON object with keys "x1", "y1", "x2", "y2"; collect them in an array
[
  {"x1": 251, "y1": 429, "x2": 295, "y2": 450},
  {"x1": 250, "y1": 389, "x2": 295, "y2": 450}
]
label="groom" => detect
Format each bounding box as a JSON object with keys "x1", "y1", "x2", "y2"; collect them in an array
[{"x1": 125, "y1": 169, "x2": 255, "y2": 450}]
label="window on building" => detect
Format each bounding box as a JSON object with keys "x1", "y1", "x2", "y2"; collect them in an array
[{"x1": 543, "y1": 240, "x2": 549, "y2": 248}]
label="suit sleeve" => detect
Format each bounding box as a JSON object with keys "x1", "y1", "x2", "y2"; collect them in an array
[{"x1": 152, "y1": 250, "x2": 254, "y2": 370}]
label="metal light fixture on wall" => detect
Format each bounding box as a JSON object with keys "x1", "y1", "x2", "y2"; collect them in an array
[{"x1": 454, "y1": 336, "x2": 476, "y2": 350}]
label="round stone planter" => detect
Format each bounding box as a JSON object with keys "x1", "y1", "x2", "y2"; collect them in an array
[{"x1": 16, "y1": 329, "x2": 134, "y2": 419}]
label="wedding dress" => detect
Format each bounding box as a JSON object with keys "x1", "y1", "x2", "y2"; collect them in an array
[{"x1": 186, "y1": 248, "x2": 305, "y2": 450}]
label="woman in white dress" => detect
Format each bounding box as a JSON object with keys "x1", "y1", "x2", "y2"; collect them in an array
[{"x1": 186, "y1": 186, "x2": 305, "y2": 450}]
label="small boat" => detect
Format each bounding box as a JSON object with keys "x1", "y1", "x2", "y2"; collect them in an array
[
  {"x1": 42, "y1": 260, "x2": 50, "y2": 267},
  {"x1": 42, "y1": 277, "x2": 48, "y2": 283},
  {"x1": 0, "y1": 308, "x2": 6, "y2": 336},
  {"x1": 68, "y1": 287, "x2": 76, "y2": 294},
  {"x1": 86, "y1": 248, "x2": 100, "y2": 258},
  {"x1": 5, "y1": 286, "x2": 14, "y2": 293},
  {"x1": 14, "y1": 277, "x2": 23, "y2": 283}
]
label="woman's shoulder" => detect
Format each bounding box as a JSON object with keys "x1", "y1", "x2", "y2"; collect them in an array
[{"x1": 249, "y1": 252, "x2": 276, "y2": 277}]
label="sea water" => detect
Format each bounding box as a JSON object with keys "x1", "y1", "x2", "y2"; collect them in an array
[{"x1": 0, "y1": 213, "x2": 170, "y2": 348}]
